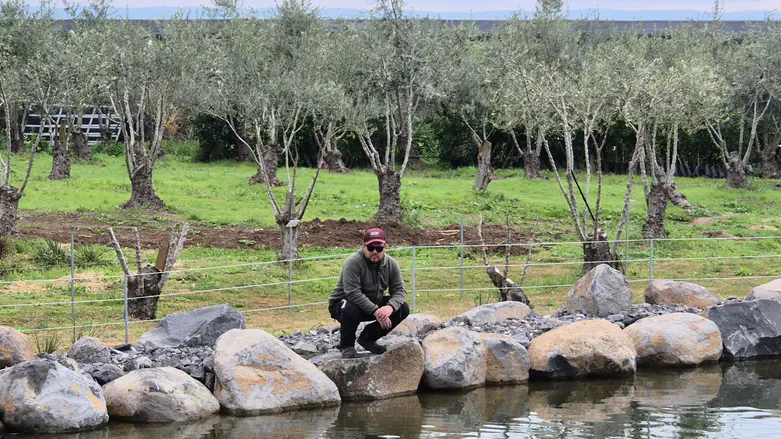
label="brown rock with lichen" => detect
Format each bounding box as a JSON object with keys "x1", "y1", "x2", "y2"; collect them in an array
[
  {"x1": 645, "y1": 280, "x2": 719, "y2": 308},
  {"x1": 0, "y1": 326, "x2": 35, "y2": 369},
  {"x1": 478, "y1": 333, "x2": 529, "y2": 384},
  {"x1": 313, "y1": 338, "x2": 424, "y2": 400},
  {"x1": 422, "y1": 327, "x2": 486, "y2": 389},
  {"x1": 527, "y1": 319, "x2": 636, "y2": 379},
  {"x1": 213, "y1": 329, "x2": 340, "y2": 415},
  {"x1": 625, "y1": 313, "x2": 722, "y2": 367}
]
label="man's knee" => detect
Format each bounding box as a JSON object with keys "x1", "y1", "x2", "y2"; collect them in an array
[
  {"x1": 393, "y1": 302, "x2": 410, "y2": 321},
  {"x1": 341, "y1": 300, "x2": 367, "y2": 322}
]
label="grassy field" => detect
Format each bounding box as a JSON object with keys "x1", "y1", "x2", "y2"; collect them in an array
[{"x1": 3, "y1": 152, "x2": 781, "y2": 349}]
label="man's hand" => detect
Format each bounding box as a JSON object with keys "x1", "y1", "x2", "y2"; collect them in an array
[{"x1": 375, "y1": 305, "x2": 393, "y2": 329}]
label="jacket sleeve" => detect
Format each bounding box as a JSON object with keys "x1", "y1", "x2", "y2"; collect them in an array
[
  {"x1": 343, "y1": 259, "x2": 379, "y2": 315},
  {"x1": 387, "y1": 259, "x2": 407, "y2": 311}
]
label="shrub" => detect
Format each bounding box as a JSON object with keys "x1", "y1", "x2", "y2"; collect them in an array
[
  {"x1": 33, "y1": 239, "x2": 68, "y2": 267},
  {"x1": 75, "y1": 244, "x2": 111, "y2": 268}
]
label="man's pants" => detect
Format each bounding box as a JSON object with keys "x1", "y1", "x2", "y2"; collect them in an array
[{"x1": 329, "y1": 297, "x2": 410, "y2": 350}]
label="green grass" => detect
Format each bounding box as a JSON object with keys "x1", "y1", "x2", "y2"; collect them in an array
[{"x1": 3, "y1": 151, "x2": 781, "y2": 345}]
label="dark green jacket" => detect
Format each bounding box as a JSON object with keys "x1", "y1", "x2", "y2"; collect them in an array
[{"x1": 329, "y1": 250, "x2": 406, "y2": 315}]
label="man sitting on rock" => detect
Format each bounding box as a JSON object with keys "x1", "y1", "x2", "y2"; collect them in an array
[{"x1": 328, "y1": 228, "x2": 409, "y2": 358}]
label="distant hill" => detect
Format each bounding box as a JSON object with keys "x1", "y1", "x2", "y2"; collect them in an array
[{"x1": 47, "y1": 6, "x2": 776, "y2": 21}]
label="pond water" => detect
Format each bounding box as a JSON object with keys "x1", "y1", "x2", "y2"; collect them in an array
[{"x1": 7, "y1": 360, "x2": 781, "y2": 439}]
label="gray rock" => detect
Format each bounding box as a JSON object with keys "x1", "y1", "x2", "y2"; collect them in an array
[
  {"x1": 391, "y1": 314, "x2": 443, "y2": 338},
  {"x1": 422, "y1": 327, "x2": 486, "y2": 389},
  {"x1": 291, "y1": 341, "x2": 320, "y2": 359},
  {"x1": 136, "y1": 356, "x2": 153, "y2": 368},
  {"x1": 0, "y1": 325, "x2": 35, "y2": 369},
  {"x1": 213, "y1": 329, "x2": 340, "y2": 415},
  {"x1": 704, "y1": 299, "x2": 781, "y2": 359},
  {"x1": 91, "y1": 364, "x2": 125, "y2": 385},
  {"x1": 624, "y1": 313, "x2": 722, "y2": 367},
  {"x1": 566, "y1": 264, "x2": 633, "y2": 318},
  {"x1": 103, "y1": 367, "x2": 220, "y2": 423},
  {"x1": 451, "y1": 302, "x2": 532, "y2": 326},
  {"x1": 478, "y1": 333, "x2": 530, "y2": 384},
  {"x1": 68, "y1": 337, "x2": 111, "y2": 363},
  {"x1": 747, "y1": 279, "x2": 781, "y2": 302},
  {"x1": 0, "y1": 360, "x2": 109, "y2": 433},
  {"x1": 313, "y1": 338, "x2": 424, "y2": 400},
  {"x1": 139, "y1": 304, "x2": 246, "y2": 350}
]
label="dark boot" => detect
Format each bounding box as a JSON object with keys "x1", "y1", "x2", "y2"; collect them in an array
[
  {"x1": 357, "y1": 334, "x2": 387, "y2": 355},
  {"x1": 340, "y1": 346, "x2": 358, "y2": 359}
]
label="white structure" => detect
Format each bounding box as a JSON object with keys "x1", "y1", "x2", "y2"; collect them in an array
[{"x1": 24, "y1": 106, "x2": 122, "y2": 144}]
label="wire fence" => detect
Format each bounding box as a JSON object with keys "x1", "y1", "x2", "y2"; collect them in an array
[{"x1": 2, "y1": 226, "x2": 780, "y2": 345}]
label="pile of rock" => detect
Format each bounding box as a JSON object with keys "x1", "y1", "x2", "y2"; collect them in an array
[{"x1": 4, "y1": 265, "x2": 781, "y2": 435}]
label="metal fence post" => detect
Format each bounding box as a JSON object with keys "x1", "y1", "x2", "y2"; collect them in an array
[
  {"x1": 287, "y1": 254, "x2": 293, "y2": 307},
  {"x1": 123, "y1": 275, "x2": 129, "y2": 344},
  {"x1": 459, "y1": 216, "x2": 465, "y2": 299},
  {"x1": 70, "y1": 234, "x2": 76, "y2": 343},
  {"x1": 649, "y1": 238, "x2": 655, "y2": 284},
  {"x1": 624, "y1": 218, "x2": 630, "y2": 274},
  {"x1": 411, "y1": 245, "x2": 417, "y2": 313}
]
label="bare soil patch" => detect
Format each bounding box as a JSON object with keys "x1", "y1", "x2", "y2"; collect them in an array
[
  {"x1": 17, "y1": 212, "x2": 555, "y2": 252},
  {"x1": 3, "y1": 271, "x2": 114, "y2": 294}
]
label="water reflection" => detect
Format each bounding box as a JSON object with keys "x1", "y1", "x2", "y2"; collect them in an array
[
  {"x1": 321, "y1": 394, "x2": 423, "y2": 438},
  {"x1": 8, "y1": 361, "x2": 781, "y2": 438}
]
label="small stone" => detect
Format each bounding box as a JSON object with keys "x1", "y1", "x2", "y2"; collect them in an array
[
  {"x1": 136, "y1": 357, "x2": 153, "y2": 369},
  {"x1": 204, "y1": 372, "x2": 215, "y2": 392},
  {"x1": 68, "y1": 337, "x2": 111, "y2": 364},
  {"x1": 91, "y1": 364, "x2": 124, "y2": 385}
]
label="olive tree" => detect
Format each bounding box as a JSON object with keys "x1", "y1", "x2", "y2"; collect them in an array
[
  {"x1": 340, "y1": 0, "x2": 450, "y2": 223},
  {"x1": 201, "y1": 1, "x2": 331, "y2": 259},
  {"x1": 705, "y1": 22, "x2": 781, "y2": 188},
  {"x1": 98, "y1": 13, "x2": 198, "y2": 208},
  {"x1": 0, "y1": 0, "x2": 57, "y2": 236}
]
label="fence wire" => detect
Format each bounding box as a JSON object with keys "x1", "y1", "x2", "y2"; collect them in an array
[{"x1": 6, "y1": 234, "x2": 780, "y2": 337}]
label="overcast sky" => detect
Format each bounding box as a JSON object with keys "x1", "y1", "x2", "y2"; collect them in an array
[{"x1": 56, "y1": 0, "x2": 778, "y2": 12}]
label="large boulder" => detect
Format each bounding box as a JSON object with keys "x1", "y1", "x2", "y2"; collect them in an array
[
  {"x1": 478, "y1": 333, "x2": 529, "y2": 384},
  {"x1": 703, "y1": 299, "x2": 781, "y2": 359},
  {"x1": 747, "y1": 279, "x2": 781, "y2": 302},
  {"x1": 103, "y1": 367, "x2": 219, "y2": 423},
  {"x1": 0, "y1": 326, "x2": 35, "y2": 369},
  {"x1": 391, "y1": 314, "x2": 442, "y2": 338},
  {"x1": 528, "y1": 319, "x2": 636, "y2": 379},
  {"x1": 312, "y1": 338, "x2": 424, "y2": 400},
  {"x1": 451, "y1": 302, "x2": 532, "y2": 326},
  {"x1": 421, "y1": 327, "x2": 486, "y2": 389},
  {"x1": 644, "y1": 280, "x2": 720, "y2": 309},
  {"x1": 139, "y1": 304, "x2": 246, "y2": 350},
  {"x1": 566, "y1": 264, "x2": 632, "y2": 318},
  {"x1": 213, "y1": 329, "x2": 340, "y2": 415},
  {"x1": 624, "y1": 313, "x2": 722, "y2": 367},
  {"x1": 0, "y1": 360, "x2": 109, "y2": 433},
  {"x1": 67, "y1": 337, "x2": 111, "y2": 363}
]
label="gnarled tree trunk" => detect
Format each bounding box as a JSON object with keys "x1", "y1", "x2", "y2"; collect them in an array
[
  {"x1": 760, "y1": 147, "x2": 781, "y2": 179},
  {"x1": 123, "y1": 155, "x2": 164, "y2": 209},
  {"x1": 583, "y1": 230, "x2": 615, "y2": 273},
  {"x1": 9, "y1": 117, "x2": 25, "y2": 155},
  {"x1": 644, "y1": 183, "x2": 668, "y2": 239},
  {"x1": 279, "y1": 222, "x2": 299, "y2": 261},
  {"x1": 249, "y1": 144, "x2": 282, "y2": 186},
  {"x1": 0, "y1": 186, "x2": 21, "y2": 238},
  {"x1": 474, "y1": 140, "x2": 493, "y2": 191},
  {"x1": 523, "y1": 149, "x2": 542, "y2": 180},
  {"x1": 127, "y1": 266, "x2": 162, "y2": 320},
  {"x1": 73, "y1": 131, "x2": 91, "y2": 160},
  {"x1": 726, "y1": 152, "x2": 750, "y2": 189},
  {"x1": 376, "y1": 168, "x2": 402, "y2": 224},
  {"x1": 48, "y1": 121, "x2": 70, "y2": 180}
]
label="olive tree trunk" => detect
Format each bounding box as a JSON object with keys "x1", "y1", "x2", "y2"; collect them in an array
[
  {"x1": 376, "y1": 168, "x2": 402, "y2": 224},
  {"x1": 726, "y1": 151, "x2": 750, "y2": 189},
  {"x1": 474, "y1": 140, "x2": 493, "y2": 191},
  {"x1": 643, "y1": 183, "x2": 668, "y2": 239},
  {"x1": 279, "y1": 222, "x2": 299, "y2": 261},
  {"x1": 48, "y1": 123, "x2": 70, "y2": 180},
  {"x1": 582, "y1": 230, "x2": 616, "y2": 273},
  {"x1": 0, "y1": 186, "x2": 21, "y2": 238},
  {"x1": 73, "y1": 130, "x2": 91, "y2": 160},
  {"x1": 9, "y1": 118, "x2": 25, "y2": 154},
  {"x1": 126, "y1": 267, "x2": 162, "y2": 320},
  {"x1": 249, "y1": 144, "x2": 283, "y2": 186},
  {"x1": 123, "y1": 156, "x2": 164, "y2": 209},
  {"x1": 523, "y1": 149, "x2": 542, "y2": 179}
]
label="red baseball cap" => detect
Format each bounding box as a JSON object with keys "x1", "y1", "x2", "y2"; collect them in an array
[{"x1": 363, "y1": 228, "x2": 386, "y2": 245}]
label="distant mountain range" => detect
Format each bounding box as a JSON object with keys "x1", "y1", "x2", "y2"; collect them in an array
[{"x1": 48, "y1": 7, "x2": 776, "y2": 21}]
